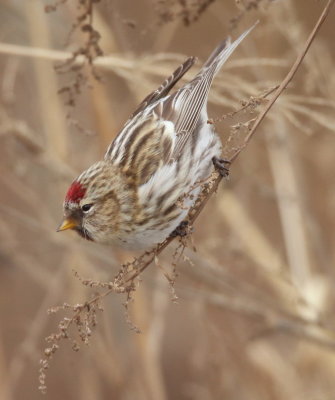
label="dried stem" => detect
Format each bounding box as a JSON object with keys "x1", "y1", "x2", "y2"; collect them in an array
[{"x1": 229, "y1": 0, "x2": 334, "y2": 163}]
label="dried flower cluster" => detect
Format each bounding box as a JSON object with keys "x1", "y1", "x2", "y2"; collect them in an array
[
  {"x1": 46, "y1": 0, "x2": 103, "y2": 108},
  {"x1": 155, "y1": 0, "x2": 216, "y2": 26},
  {"x1": 38, "y1": 210, "x2": 198, "y2": 392}
]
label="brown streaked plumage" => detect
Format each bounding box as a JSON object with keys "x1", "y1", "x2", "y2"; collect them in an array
[{"x1": 58, "y1": 25, "x2": 256, "y2": 250}]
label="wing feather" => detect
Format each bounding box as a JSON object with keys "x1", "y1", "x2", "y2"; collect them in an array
[
  {"x1": 128, "y1": 56, "x2": 196, "y2": 120},
  {"x1": 104, "y1": 56, "x2": 196, "y2": 162}
]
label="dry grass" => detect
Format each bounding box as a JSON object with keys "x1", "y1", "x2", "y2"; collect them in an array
[{"x1": 1, "y1": 0, "x2": 335, "y2": 399}]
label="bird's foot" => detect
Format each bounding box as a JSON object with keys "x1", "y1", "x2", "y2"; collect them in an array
[
  {"x1": 212, "y1": 156, "x2": 231, "y2": 177},
  {"x1": 170, "y1": 220, "x2": 192, "y2": 238}
]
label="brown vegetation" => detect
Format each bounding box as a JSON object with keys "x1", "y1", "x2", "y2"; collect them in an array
[{"x1": 0, "y1": 0, "x2": 335, "y2": 399}]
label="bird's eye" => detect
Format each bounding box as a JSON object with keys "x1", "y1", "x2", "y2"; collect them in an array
[{"x1": 82, "y1": 203, "x2": 93, "y2": 213}]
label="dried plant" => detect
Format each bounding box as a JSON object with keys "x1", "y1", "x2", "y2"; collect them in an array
[
  {"x1": 46, "y1": 0, "x2": 103, "y2": 109},
  {"x1": 1, "y1": 0, "x2": 335, "y2": 399}
]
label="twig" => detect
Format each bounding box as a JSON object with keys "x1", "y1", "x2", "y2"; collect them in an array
[{"x1": 229, "y1": 0, "x2": 334, "y2": 163}]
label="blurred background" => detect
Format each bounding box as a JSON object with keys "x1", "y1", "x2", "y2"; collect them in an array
[{"x1": 1, "y1": 0, "x2": 335, "y2": 399}]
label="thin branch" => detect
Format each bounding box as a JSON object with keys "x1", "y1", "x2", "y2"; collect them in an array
[{"x1": 229, "y1": 0, "x2": 334, "y2": 163}]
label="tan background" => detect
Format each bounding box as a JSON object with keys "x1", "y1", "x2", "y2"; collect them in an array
[{"x1": 1, "y1": 0, "x2": 335, "y2": 399}]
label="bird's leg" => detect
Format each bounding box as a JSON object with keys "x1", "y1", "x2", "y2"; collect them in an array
[
  {"x1": 212, "y1": 156, "x2": 231, "y2": 177},
  {"x1": 170, "y1": 220, "x2": 192, "y2": 238}
]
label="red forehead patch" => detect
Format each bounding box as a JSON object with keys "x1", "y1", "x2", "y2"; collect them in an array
[{"x1": 65, "y1": 181, "x2": 86, "y2": 203}]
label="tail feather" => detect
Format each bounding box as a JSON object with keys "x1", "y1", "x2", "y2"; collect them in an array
[
  {"x1": 168, "y1": 23, "x2": 258, "y2": 160},
  {"x1": 202, "y1": 38, "x2": 231, "y2": 69},
  {"x1": 201, "y1": 21, "x2": 258, "y2": 80}
]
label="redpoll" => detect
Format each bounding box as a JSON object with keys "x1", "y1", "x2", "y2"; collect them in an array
[{"x1": 57, "y1": 26, "x2": 254, "y2": 250}]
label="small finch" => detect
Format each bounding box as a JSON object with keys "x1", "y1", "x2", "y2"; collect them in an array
[{"x1": 57, "y1": 26, "x2": 254, "y2": 250}]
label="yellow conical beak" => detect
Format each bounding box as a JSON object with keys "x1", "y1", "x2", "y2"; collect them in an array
[{"x1": 57, "y1": 218, "x2": 78, "y2": 232}]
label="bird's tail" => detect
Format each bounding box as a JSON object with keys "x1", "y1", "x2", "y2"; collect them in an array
[{"x1": 200, "y1": 22, "x2": 258, "y2": 80}]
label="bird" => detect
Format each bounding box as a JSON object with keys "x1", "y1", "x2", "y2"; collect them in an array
[{"x1": 57, "y1": 26, "x2": 255, "y2": 250}]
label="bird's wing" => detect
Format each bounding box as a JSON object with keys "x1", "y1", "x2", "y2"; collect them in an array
[
  {"x1": 106, "y1": 113, "x2": 176, "y2": 185},
  {"x1": 154, "y1": 25, "x2": 255, "y2": 161},
  {"x1": 127, "y1": 56, "x2": 196, "y2": 121},
  {"x1": 104, "y1": 56, "x2": 195, "y2": 162}
]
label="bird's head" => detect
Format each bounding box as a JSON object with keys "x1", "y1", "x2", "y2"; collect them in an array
[{"x1": 57, "y1": 161, "x2": 125, "y2": 243}]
